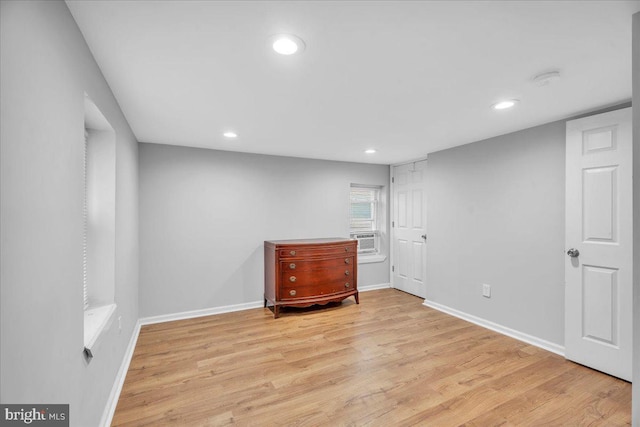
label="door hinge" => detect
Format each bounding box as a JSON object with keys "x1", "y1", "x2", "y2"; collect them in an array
[
  {"x1": 392, "y1": 221, "x2": 395, "y2": 227},
  {"x1": 392, "y1": 265, "x2": 395, "y2": 272},
  {"x1": 392, "y1": 177, "x2": 394, "y2": 183}
]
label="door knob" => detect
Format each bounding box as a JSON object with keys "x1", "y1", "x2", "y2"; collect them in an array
[
  {"x1": 421, "y1": 234, "x2": 427, "y2": 240},
  {"x1": 567, "y1": 248, "x2": 580, "y2": 258}
]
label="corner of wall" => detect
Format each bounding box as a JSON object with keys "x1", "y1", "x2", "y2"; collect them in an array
[{"x1": 631, "y1": 10, "x2": 640, "y2": 427}]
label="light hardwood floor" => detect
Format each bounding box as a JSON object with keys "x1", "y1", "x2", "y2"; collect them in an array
[{"x1": 112, "y1": 289, "x2": 630, "y2": 426}]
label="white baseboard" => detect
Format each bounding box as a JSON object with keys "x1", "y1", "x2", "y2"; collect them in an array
[
  {"x1": 139, "y1": 300, "x2": 265, "y2": 326},
  {"x1": 422, "y1": 299, "x2": 565, "y2": 356},
  {"x1": 359, "y1": 283, "x2": 391, "y2": 292},
  {"x1": 100, "y1": 320, "x2": 142, "y2": 427},
  {"x1": 139, "y1": 287, "x2": 391, "y2": 326}
]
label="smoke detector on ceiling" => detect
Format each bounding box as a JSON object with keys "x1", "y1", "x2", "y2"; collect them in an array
[{"x1": 532, "y1": 70, "x2": 561, "y2": 86}]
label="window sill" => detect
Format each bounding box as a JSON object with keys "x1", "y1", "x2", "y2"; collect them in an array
[
  {"x1": 84, "y1": 303, "x2": 116, "y2": 357},
  {"x1": 358, "y1": 254, "x2": 387, "y2": 264}
]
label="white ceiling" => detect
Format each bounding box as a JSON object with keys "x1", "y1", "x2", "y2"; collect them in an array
[{"x1": 66, "y1": 1, "x2": 640, "y2": 165}]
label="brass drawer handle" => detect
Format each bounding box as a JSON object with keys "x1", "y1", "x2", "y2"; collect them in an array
[
  {"x1": 345, "y1": 247, "x2": 349, "y2": 252},
  {"x1": 289, "y1": 276, "x2": 296, "y2": 283},
  {"x1": 289, "y1": 289, "x2": 297, "y2": 296},
  {"x1": 345, "y1": 270, "x2": 350, "y2": 276},
  {"x1": 345, "y1": 258, "x2": 350, "y2": 264},
  {"x1": 289, "y1": 250, "x2": 296, "y2": 256},
  {"x1": 345, "y1": 283, "x2": 351, "y2": 288},
  {"x1": 289, "y1": 263, "x2": 296, "y2": 269}
]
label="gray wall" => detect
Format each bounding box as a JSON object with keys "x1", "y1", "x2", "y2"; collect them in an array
[
  {"x1": 426, "y1": 121, "x2": 567, "y2": 345},
  {"x1": 632, "y1": 11, "x2": 639, "y2": 427},
  {"x1": 139, "y1": 144, "x2": 390, "y2": 318},
  {"x1": 0, "y1": 2, "x2": 139, "y2": 426},
  {"x1": 425, "y1": 103, "x2": 631, "y2": 347}
]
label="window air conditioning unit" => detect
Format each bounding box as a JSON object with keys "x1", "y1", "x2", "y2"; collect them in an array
[{"x1": 353, "y1": 233, "x2": 377, "y2": 253}]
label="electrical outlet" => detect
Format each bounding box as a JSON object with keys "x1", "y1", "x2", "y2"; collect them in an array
[{"x1": 482, "y1": 284, "x2": 491, "y2": 298}]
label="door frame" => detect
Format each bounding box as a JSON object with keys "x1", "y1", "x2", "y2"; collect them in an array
[{"x1": 390, "y1": 156, "x2": 428, "y2": 296}]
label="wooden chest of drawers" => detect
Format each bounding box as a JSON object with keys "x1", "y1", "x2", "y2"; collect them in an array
[{"x1": 264, "y1": 238, "x2": 358, "y2": 318}]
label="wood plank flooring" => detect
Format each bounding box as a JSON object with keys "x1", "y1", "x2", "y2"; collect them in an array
[{"x1": 112, "y1": 289, "x2": 630, "y2": 426}]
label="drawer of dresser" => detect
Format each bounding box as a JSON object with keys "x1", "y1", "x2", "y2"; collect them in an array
[
  {"x1": 281, "y1": 281, "x2": 354, "y2": 300},
  {"x1": 277, "y1": 244, "x2": 355, "y2": 259},
  {"x1": 281, "y1": 257, "x2": 354, "y2": 272},
  {"x1": 281, "y1": 266, "x2": 353, "y2": 287}
]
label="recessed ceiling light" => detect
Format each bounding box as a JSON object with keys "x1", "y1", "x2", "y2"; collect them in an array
[
  {"x1": 365, "y1": 149, "x2": 376, "y2": 154},
  {"x1": 223, "y1": 131, "x2": 237, "y2": 138},
  {"x1": 492, "y1": 99, "x2": 519, "y2": 110},
  {"x1": 271, "y1": 34, "x2": 305, "y2": 55}
]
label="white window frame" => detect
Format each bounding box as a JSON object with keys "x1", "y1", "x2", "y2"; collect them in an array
[
  {"x1": 83, "y1": 94, "x2": 117, "y2": 357},
  {"x1": 349, "y1": 185, "x2": 382, "y2": 256}
]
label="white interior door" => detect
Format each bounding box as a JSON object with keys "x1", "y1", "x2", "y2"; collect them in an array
[
  {"x1": 565, "y1": 107, "x2": 632, "y2": 381},
  {"x1": 392, "y1": 160, "x2": 427, "y2": 298}
]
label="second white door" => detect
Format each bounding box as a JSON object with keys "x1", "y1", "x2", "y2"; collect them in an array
[
  {"x1": 392, "y1": 160, "x2": 427, "y2": 298},
  {"x1": 565, "y1": 107, "x2": 632, "y2": 381}
]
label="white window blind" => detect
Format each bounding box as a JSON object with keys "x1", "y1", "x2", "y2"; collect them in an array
[
  {"x1": 350, "y1": 186, "x2": 379, "y2": 233},
  {"x1": 83, "y1": 130, "x2": 89, "y2": 310}
]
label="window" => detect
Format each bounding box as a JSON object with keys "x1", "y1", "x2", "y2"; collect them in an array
[
  {"x1": 83, "y1": 94, "x2": 117, "y2": 357},
  {"x1": 350, "y1": 185, "x2": 381, "y2": 254}
]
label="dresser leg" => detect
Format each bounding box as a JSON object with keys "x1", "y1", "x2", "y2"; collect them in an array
[
  {"x1": 264, "y1": 298, "x2": 267, "y2": 308},
  {"x1": 354, "y1": 292, "x2": 360, "y2": 304},
  {"x1": 274, "y1": 305, "x2": 280, "y2": 319}
]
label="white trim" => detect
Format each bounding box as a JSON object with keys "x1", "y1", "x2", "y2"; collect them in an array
[
  {"x1": 100, "y1": 320, "x2": 142, "y2": 427},
  {"x1": 140, "y1": 287, "x2": 390, "y2": 326},
  {"x1": 84, "y1": 303, "x2": 117, "y2": 352},
  {"x1": 359, "y1": 283, "x2": 391, "y2": 292},
  {"x1": 389, "y1": 165, "x2": 395, "y2": 290},
  {"x1": 422, "y1": 299, "x2": 565, "y2": 356},
  {"x1": 139, "y1": 301, "x2": 264, "y2": 326},
  {"x1": 391, "y1": 156, "x2": 429, "y2": 167},
  {"x1": 358, "y1": 254, "x2": 387, "y2": 264}
]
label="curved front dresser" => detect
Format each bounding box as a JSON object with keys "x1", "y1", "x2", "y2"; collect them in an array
[{"x1": 264, "y1": 238, "x2": 359, "y2": 318}]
